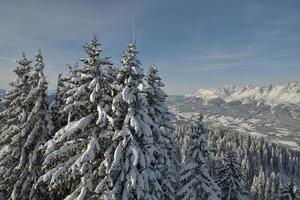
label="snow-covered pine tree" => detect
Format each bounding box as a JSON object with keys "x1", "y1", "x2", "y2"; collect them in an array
[
  {"x1": 257, "y1": 166, "x2": 266, "y2": 200},
  {"x1": 0, "y1": 53, "x2": 32, "y2": 197},
  {"x1": 273, "y1": 172, "x2": 282, "y2": 200},
  {"x1": 241, "y1": 153, "x2": 251, "y2": 192},
  {"x1": 7, "y1": 49, "x2": 51, "y2": 200},
  {"x1": 95, "y1": 44, "x2": 163, "y2": 199},
  {"x1": 251, "y1": 166, "x2": 266, "y2": 200},
  {"x1": 103, "y1": 64, "x2": 118, "y2": 99},
  {"x1": 264, "y1": 178, "x2": 272, "y2": 200},
  {"x1": 61, "y1": 62, "x2": 81, "y2": 123},
  {"x1": 39, "y1": 36, "x2": 112, "y2": 200},
  {"x1": 287, "y1": 178, "x2": 296, "y2": 200},
  {"x1": 250, "y1": 175, "x2": 259, "y2": 200},
  {"x1": 177, "y1": 114, "x2": 221, "y2": 200},
  {"x1": 216, "y1": 151, "x2": 243, "y2": 200},
  {"x1": 145, "y1": 64, "x2": 178, "y2": 199},
  {"x1": 49, "y1": 73, "x2": 68, "y2": 133},
  {"x1": 280, "y1": 178, "x2": 296, "y2": 200}
]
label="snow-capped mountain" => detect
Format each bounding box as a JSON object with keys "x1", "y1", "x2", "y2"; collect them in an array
[
  {"x1": 168, "y1": 81, "x2": 300, "y2": 149},
  {"x1": 190, "y1": 81, "x2": 300, "y2": 106}
]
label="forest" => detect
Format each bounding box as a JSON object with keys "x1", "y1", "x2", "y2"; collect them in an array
[{"x1": 0, "y1": 36, "x2": 299, "y2": 200}]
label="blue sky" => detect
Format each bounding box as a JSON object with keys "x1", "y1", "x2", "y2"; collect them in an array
[{"x1": 0, "y1": 0, "x2": 300, "y2": 94}]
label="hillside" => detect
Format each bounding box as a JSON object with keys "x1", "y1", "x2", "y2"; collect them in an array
[
  {"x1": 168, "y1": 81, "x2": 300, "y2": 149},
  {"x1": 190, "y1": 81, "x2": 300, "y2": 106}
]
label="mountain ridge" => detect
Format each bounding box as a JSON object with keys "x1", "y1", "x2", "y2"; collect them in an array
[{"x1": 189, "y1": 81, "x2": 300, "y2": 106}]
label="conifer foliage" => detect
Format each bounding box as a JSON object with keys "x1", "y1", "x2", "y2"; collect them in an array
[
  {"x1": 39, "y1": 36, "x2": 112, "y2": 200},
  {"x1": 215, "y1": 151, "x2": 243, "y2": 200},
  {"x1": 96, "y1": 44, "x2": 163, "y2": 199},
  {"x1": 145, "y1": 64, "x2": 178, "y2": 200},
  {"x1": 0, "y1": 35, "x2": 299, "y2": 200},
  {"x1": 49, "y1": 73, "x2": 67, "y2": 133},
  {"x1": 178, "y1": 115, "x2": 221, "y2": 200},
  {"x1": 0, "y1": 53, "x2": 32, "y2": 197},
  {"x1": 0, "y1": 50, "x2": 51, "y2": 200}
]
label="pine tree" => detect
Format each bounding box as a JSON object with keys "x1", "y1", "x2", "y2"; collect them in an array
[
  {"x1": 258, "y1": 166, "x2": 266, "y2": 199},
  {"x1": 250, "y1": 176, "x2": 259, "y2": 200},
  {"x1": 177, "y1": 115, "x2": 221, "y2": 200},
  {"x1": 273, "y1": 172, "x2": 282, "y2": 200},
  {"x1": 0, "y1": 53, "x2": 32, "y2": 197},
  {"x1": 49, "y1": 73, "x2": 68, "y2": 133},
  {"x1": 241, "y1": 153, "x2": 250, "y2": 191},
  {"x1": 264, "y1": 178, "x2": 272, "y2": 200},
  {"x1": 39, "y1": 36, "x2": 112, "y2": 200},
  {"x1": 95, "y1": 44, "x2": 162, "y2": 199},
  {"x1": 103, "y1": 64, "x2": 118, "y2": 99},
  {"x1": 7, "y1": 50, "x2": 50, "y2": 200},
  {"x1": 280, "y1": 178, "x2": 296, "y2": 200},
  {"x1": 216, "y1": 151, "x2": 243, "y2": 200},
  {"x1": 250, "y1": 167, "x2": 265, "y2": 200},
  {"x1": 145, "y1": 64, "x2": 178, "y2": 199},
  {"x1": 287, "y1": 178, "x2": 296, "y2": 200}
]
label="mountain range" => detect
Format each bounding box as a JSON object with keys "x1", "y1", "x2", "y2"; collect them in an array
[{"x1": 167, "y1": 81, "x2": 300, "y2": 149}]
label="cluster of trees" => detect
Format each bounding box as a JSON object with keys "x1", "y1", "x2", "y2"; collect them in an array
[
  {"x1": 177, "y1": 125, "x2": 300, "y2": 199},
  {"x1": 0, "y1": 36, "x2": 219, "y2": 200},
  {"x1": 0, "y1": 35, "x2": 298, "y2": 200}
]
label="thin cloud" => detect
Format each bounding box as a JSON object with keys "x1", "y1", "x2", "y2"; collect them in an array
[{"x1": 192, "y1": 51, "x2": 255, "y2": 61}]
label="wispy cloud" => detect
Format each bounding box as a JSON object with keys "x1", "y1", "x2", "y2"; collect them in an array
[
  {"x1": 191, "y1": 50, "x2": 255, "y2": 61},
  {"x1": 0, "y1": 0, "x2": 155, "y2": 89},
  {"x1": 0, "y1": 0, "x2": 300, "y2": 94}
]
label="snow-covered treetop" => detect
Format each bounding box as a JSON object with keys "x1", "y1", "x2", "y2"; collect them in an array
[
  {"x1": 145, "y1": 64, "x2": 175, "y2": 129},
  {"x1": 146, "y1": 64, "x2": 164, "y2": 88},
  {"x1": 81, "y1": 35, "x2": 112, "y2": 69},
  {"x1": 118, "y1": 44, "x2": 143, "y2": 89},
  {"x1": 14, "y1": 52, "x2": 32, "y2": 77},
  {"x1": 31, "y1": 49, "x2": 47, "y2": 91}
]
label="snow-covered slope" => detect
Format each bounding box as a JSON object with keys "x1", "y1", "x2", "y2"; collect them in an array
[
  {"x1": 190, "y1": 81, "x2": 300, "y2": 106},
  {"x1": 168, "y1": 81, "x2": 300, "y2": 149}
]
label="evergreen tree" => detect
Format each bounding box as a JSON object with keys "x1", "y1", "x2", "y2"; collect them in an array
[
  {"x1": 287, "y1": 178, "x2": 296, "y2": 200},
  {"x1": 49, "y1": 73, "x2": 68, "y2": 133},
  {"x1": 0, "y1": 53, "x2": 32, "y2": 197},
  {"x1": 258, "y1": 166, "x2": 266, "y2": 199},
  {"x1": 216, "y1": 151, "x2": 243, "y2": 200},
  {"x1": 273, "y1": 172, "x2": 282, "y2": 200},
  {"x1": 280, "y1": 178, "x2": 296, "y2": 200},
  {"x1": 264, "y1": 178, "x2": 272, "y2": 200},
  {"x1": 95, "y1": 44, "x2": 162, "y2": 199},
  {"x1": 250, "y1": 167, "x2": 265, "y2": 200},
  {"x1": 177, "y1": 115, "x2": 221, "y2": 200},
  {"x1": 39, "y1": 36, "x2": 112, "y2": 200},
  {"x1": 103, "y1": 64, "x2": 118, "y2": 99},
  {"x1": 7, "y1": 50, "x2": 50, "y2": 200},
  {"x1": 241, "y1": 153, "x2": 250, "y2": 191},
  {"x1": 145, "y1": 64, "x2": 178, "y2": 199},
  {"x1": 250, "y1": 176, "x2": 260, "y2": 200}
]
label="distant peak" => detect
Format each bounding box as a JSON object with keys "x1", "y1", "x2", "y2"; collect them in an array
[{"x1": 190, "y1": 80, "x2": 300, "y2": 106}]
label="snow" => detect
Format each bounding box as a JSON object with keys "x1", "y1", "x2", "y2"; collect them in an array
[
  {"x1": 276, "y1": 140, "x2": 299, "y2": 149},
  {"x1": 54, "y1": 115, "x2": 93, "y2": 142},
  {"x1": 122, "y1": 86, "x2": 133, "y2": 104},
  {"x1": 190, "y1": 81, "x2": 300, "y2": 106}
]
